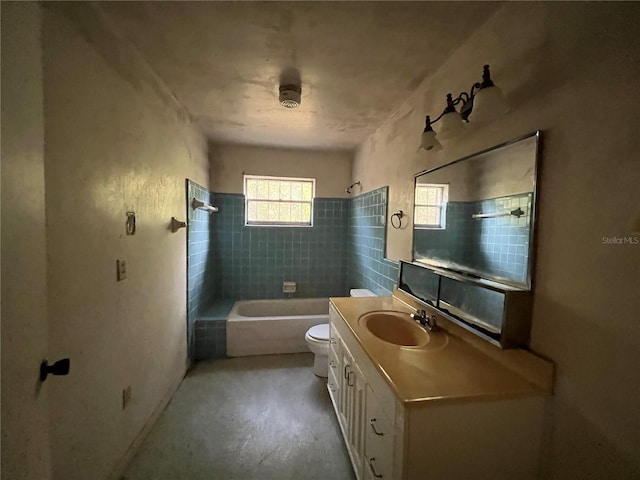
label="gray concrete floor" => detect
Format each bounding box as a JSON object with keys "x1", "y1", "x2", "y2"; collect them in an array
[{"x1": 121, "y1": 353, "x2": 356, "y2": 480}]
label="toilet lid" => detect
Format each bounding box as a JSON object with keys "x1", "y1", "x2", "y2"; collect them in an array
[{"x1": 308, "y1": 324, "x2": 330, "y2": 341}]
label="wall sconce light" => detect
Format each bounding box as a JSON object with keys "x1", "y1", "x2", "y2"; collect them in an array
[{"x1": 421, "y1": 65, "x2": 508, "y2": 151}]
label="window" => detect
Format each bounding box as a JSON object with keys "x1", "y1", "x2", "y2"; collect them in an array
[
  {"x1": 244, "y1": 175, "x2": 315, "y2": 226},
  {"x1": 414, "y1": 183, "x2": 449, "y2": 229}
]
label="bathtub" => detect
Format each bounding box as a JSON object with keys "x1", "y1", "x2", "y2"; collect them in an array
[{"x1": 227, "y1": 298, "x2": 329, "y2": 357}]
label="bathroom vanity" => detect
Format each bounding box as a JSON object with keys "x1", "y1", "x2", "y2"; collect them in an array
[{"x1": 327, "y1": 292, "x2": 553, "y2": 480}]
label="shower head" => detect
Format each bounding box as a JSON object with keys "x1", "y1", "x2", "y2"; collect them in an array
[{"x1": 346, "y1": 181, "x2": 361, "y2": 194}]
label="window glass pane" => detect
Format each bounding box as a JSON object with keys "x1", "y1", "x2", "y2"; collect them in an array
[
  {"x1": 426, "y1": 206, "x2": 440, "y2": 225},
  {"x1": 302, "y1": 203, "x2": 311, "y2": 222},
  {"x1": 257, "y1": 201, "x2": 269, "y2": 220},
  {"x1": 246, "y1": 179, "x2": 258, "y2": 199},
  {"x1": 415, "y1": 206, "x2": 427, "y2": 225},
  {"x1": 434, "y1": 187, "x2": 443, "y2": 204},
  {"x1": 426, "y1": 188, "x2": 437, "y2": 205},
  {"x1": 268, "y1": 181, "x2": 280, "y2": 200},
  {"x1": 247, "y1": 201, "x2": 257, "y2": 222},
  {"x1": 279, "y1": 203, "x2": 291, "y2": 222},
  {"x1": 291, "y1": 183, "x2": 302, "y2": 201},
  {"x1": 280, "y1": 182, "x2": 291, "y2": 200},
  {"x1": 256, "y1": 180, "x2": 269, "y2": 200},
  {"x1": 415, "y1": 186, "x2": 428, "y2": 205},
  {"x1": 267, "y1": 203, "x2": 278, "y2": 221},
  {"x1": 302, "y1": 183, "x2": 312, "y2": 201},
  {"x1": 291, "y1": 203, "x2": 302, "y2": 222}
]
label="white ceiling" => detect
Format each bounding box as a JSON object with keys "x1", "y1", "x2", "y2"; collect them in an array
[{"x1": 96, "y1": 2, "x2": 500, "y2": 150}]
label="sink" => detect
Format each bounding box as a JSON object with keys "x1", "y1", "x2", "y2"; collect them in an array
[{"x1": 358, "y1": 311, "x2": 430, "y2": 347}]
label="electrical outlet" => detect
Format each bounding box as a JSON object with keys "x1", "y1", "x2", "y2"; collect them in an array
[
  {"x1": 122, "y1": 385, "x2": 132, "y2": 410},
  {"x1": 117, "y1": 259, "x2": 127, "y2": 281}
]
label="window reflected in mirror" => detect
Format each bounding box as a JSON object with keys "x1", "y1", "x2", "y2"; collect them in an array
[{"x1": 412, "y1": 132, "x2": 540, "y2": 289}]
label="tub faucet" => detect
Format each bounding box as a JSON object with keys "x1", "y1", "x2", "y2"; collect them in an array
[{"x1": 410, "y1": 309, "x2": 439, "y2": 332}]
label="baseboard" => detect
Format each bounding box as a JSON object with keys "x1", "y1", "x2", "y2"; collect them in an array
[{"x1": 107, "y1": 364, "x2": 188, "y2": 480}]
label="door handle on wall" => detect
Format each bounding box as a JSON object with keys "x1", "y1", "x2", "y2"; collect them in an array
[{"x1": 40, "y1": 358, "x2": 70, "y2": 382}]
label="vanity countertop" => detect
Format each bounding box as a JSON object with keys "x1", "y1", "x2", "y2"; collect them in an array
[{"x1": 329, "y1": 294, "x2": 554, "y2": 406}]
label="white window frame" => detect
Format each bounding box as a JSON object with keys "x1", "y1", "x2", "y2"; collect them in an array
[
  {"x1": 244, "y1": 175, "x2": 315, "y2": 227},
  {"x1": 414, "y1": 183, "x2": 449, "y2": 229}
]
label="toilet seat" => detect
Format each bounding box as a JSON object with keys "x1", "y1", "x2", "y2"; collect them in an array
[{"x1": 307, "y1": 324, "x2": 329, "y2": 341}]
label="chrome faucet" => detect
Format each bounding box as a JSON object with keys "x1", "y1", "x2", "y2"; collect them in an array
[{"x1": 410, "y1": 309, "x2": 439, "y2": 331}]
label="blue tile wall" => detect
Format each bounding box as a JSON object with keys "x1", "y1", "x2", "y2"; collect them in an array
[
  {"x1": 186, "y1": 180, "x2": 216, "y2": 359},
  {"x1": 470, "y1": 193, "x2": 532, "y2": 285},
  {"x1": 191, "y1": 186, "x2": 400, "y2": 362},
  {"x1": 211, "y1": 193, "x2": 350, "y2": 299},
  {"x1": 413, "y1": 192, "x2": 532, "y2": 285},
  {"x1": 347, "y1": 187, "x2": 399, "y2": 295}
]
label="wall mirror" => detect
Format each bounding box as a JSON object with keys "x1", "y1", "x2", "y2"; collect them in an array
[{"x1": 412, "y1": 131, "x2": 540, "y2": 290}]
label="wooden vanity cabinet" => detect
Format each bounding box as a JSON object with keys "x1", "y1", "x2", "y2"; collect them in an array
[{"x1": 328, "y1": 303, "x2": 547, "y2": 480}]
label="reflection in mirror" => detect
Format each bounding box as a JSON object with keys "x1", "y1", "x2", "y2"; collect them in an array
[{"x1": 413, "y1": 132, "x2": 540, "y2": 289}]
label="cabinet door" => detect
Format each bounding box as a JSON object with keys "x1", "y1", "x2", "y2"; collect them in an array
[{"x1": 364, "y1": 385, "x2": 394, "y2": 479}]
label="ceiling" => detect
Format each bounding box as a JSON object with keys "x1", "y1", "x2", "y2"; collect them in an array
[{"x1": 96, "y1": 2, "x2": 501, "y2": 150}]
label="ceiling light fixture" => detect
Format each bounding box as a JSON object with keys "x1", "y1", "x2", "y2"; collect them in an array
[
  {"x1": 421, "y1": 65, "x2": 508, "y2": 151},
  {"x1": 279, "y1": 84, "x2": 301, "y2": 109}
]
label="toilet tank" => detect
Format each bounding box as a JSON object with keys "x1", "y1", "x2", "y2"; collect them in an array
[{"x1": 350, "y1": 289, "x2": 377, "y2": 297}]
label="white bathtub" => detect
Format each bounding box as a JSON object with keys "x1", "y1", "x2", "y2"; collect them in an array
[{"x1": 227, "y1": 298, "x2": 329, "y2": 357}]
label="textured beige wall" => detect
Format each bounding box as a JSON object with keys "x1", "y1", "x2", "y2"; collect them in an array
[
  {"x1": 210, "y1": 144, "x2": 352, "y2": 198},
  {"x1": 354, "y1": 3, "x2": 640, "y2": 478},
  {"x1": 42, "y1": 7, "x2": 209, "y2": 480},
  {"x1": 1, "y1": 3, "x2": 53, "y2": 479}
]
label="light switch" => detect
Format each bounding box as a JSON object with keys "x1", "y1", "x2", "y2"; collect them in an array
[{"x1": 117, "y1": 259, "x2": 127, "y2": 281}]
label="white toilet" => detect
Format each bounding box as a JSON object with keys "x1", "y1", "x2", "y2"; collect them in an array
[{"x1": 305, "y1": 289, "x2": 377, "y2": 377}]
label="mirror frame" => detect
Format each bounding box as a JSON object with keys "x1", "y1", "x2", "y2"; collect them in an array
[{"x1": 412, "y1": 131, "x2": 541, "y2": 290}]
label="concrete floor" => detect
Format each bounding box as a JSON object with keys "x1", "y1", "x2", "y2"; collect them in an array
[{"x1": 121, "y1": 353, "x2": 355, "y2": 480}]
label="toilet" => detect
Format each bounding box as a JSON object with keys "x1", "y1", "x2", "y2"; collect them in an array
[{"x1": 305, "y1": 289, "x2": 377, "y2": 377}]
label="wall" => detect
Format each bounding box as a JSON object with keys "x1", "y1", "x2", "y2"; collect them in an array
[
  {"x1": 0, "y1": 3, "x2": 53, "y2": 479},
  {"x1": 353, "y1": 3, "x2": 640, "y2": 478},
  {"x1": 186, "y1": 180, "x2": 215, "y2": 358},
  {"x1": 212, "y1": 193, "x2": 350, "y2": 299},
  {"x1": 347, "y1": 187, "x2": 399, "y2": 295},
  {"x1": 42, "y1": 6, "x2": 209, "y2": 480},
  {"x1": 210, "y1": 143, "x2": 353, "y2": 198}
]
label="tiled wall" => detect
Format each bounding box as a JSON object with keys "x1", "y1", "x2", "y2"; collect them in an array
[
  {"x1": 212, "y1": 193, "x2": 350, "y2": 299},
  {"x1": 192, "y1": 187, "x2": 400, "y2": 361},
  {"x1": 347, "y1": 187, "x2": 399, "y2": 295},
  {"x1": 471, "y1": 193, "x2": 532, "y2": 284},
  {"x1": 413, "y1": 192, "x2": 532, "y2": 285},
  {"x1": 186, "y1": 180, "x2": 216, "y2": 358}
]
